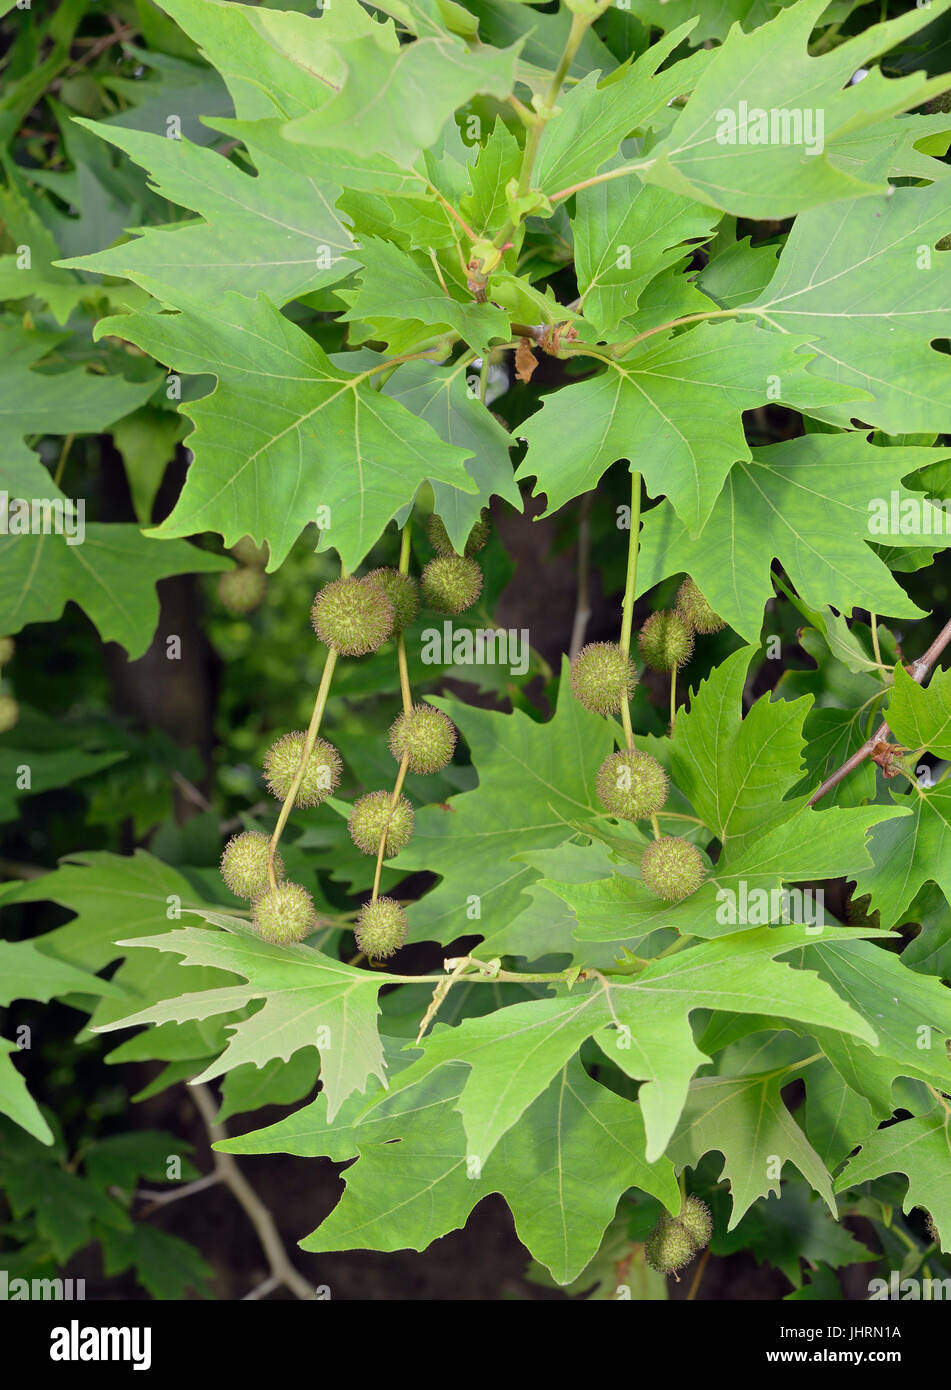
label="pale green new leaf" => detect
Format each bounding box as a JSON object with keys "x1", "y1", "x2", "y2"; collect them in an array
[{"x1": 851, "y1": 779, "x2": 951, "y2": 927}]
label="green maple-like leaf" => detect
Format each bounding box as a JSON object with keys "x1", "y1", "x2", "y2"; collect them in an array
[
  {"x1": 888, "y1": 661, "x2": 951, "y2": 760},
  {"x1": 0, "y1": 1040, "x2": 53, "y2": 1145},
  {"x1": 670, "y1": 646, "x2": 811, "y2": 859},
  {"x1": 532, "y1": 24, "x2": 711, "y2": 197},
  {"x1": 645, "y1": 0, "x2": 951, "y2": 217},
  {"x1": 60, "y1": 118, "x2": 355, "y2": 307},
  {"x1": 803, "y1": 937, "x2": 951, "y2": 1106},
  {"x1": 516, "y1": 321, "x2": 855, "y2": 538},
  {"x1": 221, "y1": 1055, "x2": 677, "y2": 1285},
  {"x1": 835, "y1": 1107, "x2": 951, "y2": 1253},
  {"x1": 94, "y1": 293, "x2": 477, "y2": 571},
  {"x1": 381, "y1": 356, "x2": 520, "y2": 552},
  {"x1": 0, "y1": 940, "x2": 122, "y2": 1010},
  {"x1": 362, "y1": 923, "x2": 876, "y2": 1165},
  {"x1": 802, "y1": 1059, "x2": 878, "y2": 1171},
  {"x1": 749, "y1": 180, "x2": 951, "y2": 432},
  {"x1": 851, "y1": 778, "x2": 951, "y2": 927},
  {"x1": 391, "y1": 659, "x2": 615, "y2": 948},
  {"x1": 340, "y1": 239, "x2": 510, "y2": 355},
  {"x1": 669, "y1": 1070, "x2": 837, "y2": 1228},
  {"x1": 93, "y1": 912, "x2": 400, "y2": 1119},
  {"x1": 573, "y1": 176, "x2": 719, "y2": 335},
  {"x1": 636, "y1": 436, "x2": 951, "y2": 642}
]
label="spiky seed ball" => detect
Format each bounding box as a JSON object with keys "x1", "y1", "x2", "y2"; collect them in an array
[
  {"x1": 389, "y1": 703, "x2": 457, "y2": 774},
  {"x1": 678, "y1": 1196, "x2": 712, "y2": 1250},
  {"x1": 641, "y1": 835, "x2": 705, "y2": 902},
  {"x1": 231, "y1": 535, "x2": 269, "y2": 568},
  {"x1": 251, "y1": 881, "x2": 316, "y2": 944},
  {"x1": 348, "y1": 791, "x2": 414, "y2": 857},
  {"x1": 0, "y1": 695, "x2": 19, "y2": 734},
  {"x1": 676, "y1": 578, "x2": 725, "y2": 635},
  {"x1": 570, "y1": 642, "x2": 638, "y2": 716},
  {"x1": 0, "y1": 636, "x2": 14, "y2": 666},
  {"x1": 311, "y1": 577, "x2": 393, "y2": 656},
  {"x1": 420, "y1": 555, "x2": 482, "y2": 615},
  {"x1": 596, "y1": 750, "x2": 668, "y2": 820},
  {"x1": 355, "y1": 896, "x2": 408, "y2": 960},
  {"x1": 364, "y1": 568, "x2": 418, "y2": 633},
  {"x1": 263, "y1": 731, "x2": 342, "y2": 807},
  {"x1": 638, "y1": 610, "x2": 694, "y2": 672},
  {"x1": 220, "y1": 830, "x2": 284, "y2": 898},
  {"x1": 218, "y1": 566, "x2": 267, "y2": 614},
  {"x1": 427, "y1": 508, "x2": 490, "y2": 558},
  {"x1": 644, "y1": 1216, "x2": 701, "y2": 1275}
]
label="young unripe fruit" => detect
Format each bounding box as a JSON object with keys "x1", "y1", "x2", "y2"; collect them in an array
[
  {"x1": 389, "y1": 703, "x2": 457, "y2": 774},
  {"x1": 638, "y1": 610, "x2": 694, "y2": 672},
  {"x1": 644, "y1": 1214, "x2": 701, "y2": 1275},
  {"x1": 355, "y1": 896, "x2": 408, "y2": 960},
  {"x1": 364, "y1": 568, "x2": 418, "y2": 633},
  {"x1": 231, "y1": 535, "x2": 269, "y2": 568},
  {"x1": 263, "y1": 731, "x2": 342, "y2": 807},
  {"x1": 218, "y1": 566, "x2": 267, "y2": 614},
  {"x1": 0, "y1": 695, "x2": 19, "y2": 734},
  {"x1": 348, "y1": 790, "x2": 414, "y2": 857},
  {"x1": 641, "y1": 835, "x2": 705, "y2": 901},
  {"x1": 427, "y1": 508, "x2": 490, "y2": 558},
  {"x1": 220, "y1": 830, "x2": 284, "y2": 898},
  {"x1": 251, "y1": 881, "x2": 316, "y2": 944},
  {"x1": 596, "y1": 750, "x2": 668, "y2": 820},
  {"x1": 676, "y1": 578, "x2": 725, "y2": 635},
  {"x1": 0, "y1": 636, "x2": 14, "y2": 666},
  {"x1": 570, "y1": 642, "x2": 638, "y2": 716},
  {"x1": 311, "y1": 576, "x2": 393, "y2": 655},
  {"x1": 420, "y1": 555, "x2": 482, "y2": 615},
  {"x1": 678, "y1": 1196, "x2": 712, "y2": 1250}
]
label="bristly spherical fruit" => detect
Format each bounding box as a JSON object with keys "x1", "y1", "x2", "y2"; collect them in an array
[
  {"x1": 678, "y1": 1197, "x2": 712, "y2": 1250},
  {"x1": 217, "y1": 566, "x2": 267, "y2": 614},
  {"x1": 676, "y1": 577, "x2": 725, "y2": 635},
  {"x1": 0, "y1": 695, "x2": 19, "y2": 734},
  {"x1": 596, "y1": 750, "x2": 668, "y2": 820},
  {"x1": 388, "y1": 703, "x2": 457, "y2": 774},
  {"x1": 263, "y1": 731, "x2": 342, "y2": 806},
  {"x1": 348, "y1": 791, "x2": 414, "y2": 857},
  {"x1": 220, "y1": 830, "x2": 284, "y2": 898},
  {"x1": 644, "y1": 1216, "x2": 698, "y2": 1275},
  {"x1": 231, "y1": 535, "x2": 269, "y2": 568},
  {"x1": 638, "y1": 609, "x2": 694, "y2": 672},
  {"x1": 311, "y1": 576, "x2": 393, "y2": 655},
  {"x1": 0, "y1": 636, "x2": 14, "y2": 666},
  {"x1": 251, "y1": 881, "x2": 316, "y2": 944},
  {"x1": 355, "y1": 896, "x2": 408, "y2": 960},
  {"x1": 427, "y1": 508, "x2": 491, "y2": 558},
  {"x1": 364, "y1": 568, "x2": 418, "y2": 633},
  {"x1": 641, "y1": 835, "x2": 705, "y2": 901},
  {"x1": 570, "y1": 642, "x2": 638, "y2": 716},
  {"x1": 420, "y1": 555, "x2": 482, "y2": 615}
]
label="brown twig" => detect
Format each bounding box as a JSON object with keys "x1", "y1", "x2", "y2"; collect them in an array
[{"x1": 808, "y1": 617, "x2": 951, "y2": 805}]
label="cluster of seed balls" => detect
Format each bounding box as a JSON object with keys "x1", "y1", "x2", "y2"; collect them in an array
[
  {"x1": 644, "y1": 1196, "x2": 712, "y2": 1275},
  {"x1": 217, "y1": 535, "x2": 270, "y2": 614},
  {"x1": 570, "y1": 578, "x2": 724, "y2": 902},
  {"x1": 219, "y1": 513, "x2": 489, "y2": 959},
  {"x1": 0, "y1": 636, "x2": 17, "y2": 734}
]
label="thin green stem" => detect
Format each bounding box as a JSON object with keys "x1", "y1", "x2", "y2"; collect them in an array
[
  {"x1": 870, "y1": 612, "x2": 884, "y2": 671},
  {"x1": 619, "y1": 471, "x2": 642, "y2": 751},
  {"x1": 267, "y1": 648, "x2": 338, "y2": 886},
  {"x1": 371, "y1": 752, "x2": 410, "y2": 902},
  {"x1": 669, "y1": 667, "x2": 677, "y2": 733}
]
